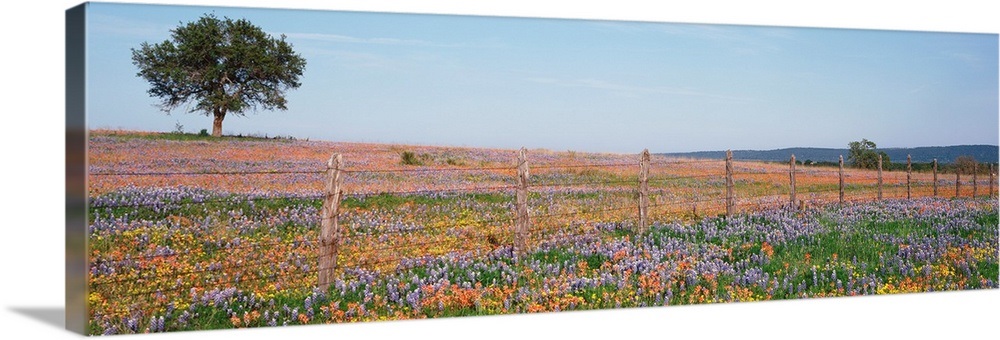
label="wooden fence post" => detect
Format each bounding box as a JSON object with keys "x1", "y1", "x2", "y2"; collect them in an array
[
  {"x1": 725, "y1": 150, "x2": 734, "y2": 217},
  {"x1": 638, "y1": 149, "x2": 650, "y2": 232},
  {"x1": 906, "y1": 154, "x2": 912, "y2": 200},
  {"x1": 877, "y1": 154, "x2": 883, "y2": 201},
  {"x1": 956, "y1": 171, "x2": 961, "y2": 198},
  {"x1": 839, "y1": 155, "x2": 844, "y2": 205},
  {"x1": 318, "y1": 154, "x2": 343, "y2": 290},
  {"x1": 933, "y1": 159, "x2": 938, "y2": 196},
  {"x1": 515, "y1": 147, "x2": 530, "y2": 256},
  {"x1": 790, "y1": 154, "x2": 796, "y2": 210},
  {"x1": 972, "y1": 163, "x2": 978, "y2": 198}
]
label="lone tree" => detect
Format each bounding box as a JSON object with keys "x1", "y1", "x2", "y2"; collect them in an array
[
  {"x1": 132, "y1": 14, "x2": 306, "y2": 137},
  {"x1": 848, "y1": 138, "x2": 890, "y2": 169}
]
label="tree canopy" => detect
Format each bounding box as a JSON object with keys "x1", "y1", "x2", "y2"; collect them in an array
[
  {"x1": 954, "y1": 155, "x2": 979, "y2": 174},
  {"x1": 132, "y1": 14, "x2": 306, "y2": 137},
  {"x1": 848, "y1": 139, "x2": 890, "y2": 169}
]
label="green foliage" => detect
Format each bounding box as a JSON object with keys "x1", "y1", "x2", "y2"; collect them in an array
[
  {"x1": 399, "y1": 151, "x2": 432, "y2": 166},
  {"x1": 131, "y1": 14, "x2": 306, "y2": 137},
  {"x1": 848, "y1": 138, "x2": 890, "y2": 169},
  {"x1": 400, "y1": 151, "x2": 421, "y2": 165},
  {"x1": 119, "y1": 131, "x2": 295, "y2": 143}
]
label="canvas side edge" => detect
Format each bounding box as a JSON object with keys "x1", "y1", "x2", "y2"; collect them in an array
[{"x1": 66, "y1": 2, "x2": 88, "y2": 335}]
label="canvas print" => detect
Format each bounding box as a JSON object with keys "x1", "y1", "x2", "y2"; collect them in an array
[{"x1": 67, "y1": 2, "x2": 999, "y2": 335}]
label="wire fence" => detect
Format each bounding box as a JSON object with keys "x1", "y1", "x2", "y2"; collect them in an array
[{"x1": 86, "y1": 152, "x2": 999, "y2": 315}]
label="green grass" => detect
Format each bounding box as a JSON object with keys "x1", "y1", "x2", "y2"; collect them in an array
[
  {"x1": 573, "y1": 284, "x2": 623, "y2": 308},
  {"x1": 526, "y1": 249, "x2": 608, "y2": 269},
  {"x1": 977, "y1": 260, "x2": 999, "y2": 284},
  {"x1": 89, "y1": 195, "x2": 323, "y2": 224}
]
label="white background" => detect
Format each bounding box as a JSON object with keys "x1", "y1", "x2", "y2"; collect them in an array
[{"x1": 1, "y1": 1, "x2": 998, "y2": 339}]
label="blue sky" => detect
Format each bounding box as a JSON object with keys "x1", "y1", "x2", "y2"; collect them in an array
[{"x1": 85, "y1": 2, "x2": 998, "y2": 153}]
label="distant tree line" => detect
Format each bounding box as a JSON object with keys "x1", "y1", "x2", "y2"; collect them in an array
[
  {"x1": 794, "y1": 139, "x2": 997, "y2": 174},
  {"x1": 800, "y1": 159, "x2": 997, "y2": 174}
]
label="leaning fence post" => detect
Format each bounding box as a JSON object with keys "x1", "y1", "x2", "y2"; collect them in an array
[
  {"x1": 877, "y1": 154, "x2": 883, "y2": 201},
  {"x1": 933, "y1": 159, "x2": 938, "y2": 196},
  {"x1": 318, "y1": 154, "x2": 343, "y2": 290},
  {"x1": 515, "y1": 147, "x2": 530, "y2": 256},
  {"x1": 790, "y1": 154, "x2": 796, "y2": 210},
  {"x1": 638, "y1": 149, "x2": 650, "y2": 232},
  {"x1": 839, "y1": 155, "x2": 845, "y2": 205},
  {"x1": 725, "y1": 150, "x2": 734, "y2": 217},
  {"x1": 906, "y1": 154, "x2": 912, "y2": 200}
]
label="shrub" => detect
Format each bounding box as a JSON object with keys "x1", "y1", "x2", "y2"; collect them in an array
[
  {"x1": 400, "y1": 151, "x2": 424, "y2": 166},
  {"x1": 198, "y1": 129, "x2": 210, "y2": 137}
]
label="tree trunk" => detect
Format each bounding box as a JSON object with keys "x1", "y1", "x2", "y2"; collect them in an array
[{"x1": 212, "y1": 108, "x2": 225, "y2": 137}]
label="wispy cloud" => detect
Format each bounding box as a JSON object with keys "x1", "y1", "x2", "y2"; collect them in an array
[
  {"x1": 942, "y1": 51, "x2": 986, "y2": 68},
  {"x1": 658, "y1": 24, "x2": 795, "y2": 55},
  {"x1": 88, "y1": 13, "x2": 176, "y2": 40},
  {"x1": 296, "y1": 48, "x2": 399, "y2": 69},
  {"x1": 526, "y1": 77, "x2": 759, "y2": 102},
  {"x1": 283, "y1": 32, "x2": 504, "y2": 49},
  {"x1": 589, "y1": 21, "x2": 664, "y2": 34},
  {"x1": 909, "y1": 83, "x2": 931, "y2": 94},
  {"x1": 592, "y1": 21, "x2": 796, "y2": 56},
  {"x1": 284, "y1": 33, "x2": 438, "y2": 46}
]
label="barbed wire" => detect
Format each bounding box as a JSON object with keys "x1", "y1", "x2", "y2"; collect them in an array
[
  {"x1": 90, "y1": 169, "x2": 324, "y2": 176},
  {"x1": 647, "y1": 173, "x2": 723, "y2": 182},
  {"x1": 530, "y1": 162, "x2": 636, "y2": 170},
  {"x1": 341, "y1": 166, "x2": 515, "y2": 174},
  {"x1": 649, "y1": 159, "x2": 724, "y2": 165},
  {"x1": 348, "y1": 230, "x2": 510, "y2": 255},
  {"x1": 649, "y1": 196, "x2": 727, "y2": 209},
  {"x1": 88, "y1": 162, "x2": 999, "y2": 178},
  {"x1": 343, "y1": 243, "x2": 503, "y2": 269},
  {"x1": 524, "y1": 220, "x2": 605, "y2": 237},
  {"x1": 342, "y1": 214, "x2": 515, "y2": 239},
  {"x1": 89, "y1": 194, "x2": 325, "y2": 210},
  {"x1": 344, "y1": 185, "x2": 518, "y2": 198},
  {"x1": 529, "y1": 179, "x2": 637, "y2": 188},
  {"x1": 528, "y1": 205, "x2": 639, "y2": 221}
]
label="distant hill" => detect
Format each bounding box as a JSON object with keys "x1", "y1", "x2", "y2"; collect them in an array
[{"x1": 658, "y1": 145, "x2": 999, "y2": 164}]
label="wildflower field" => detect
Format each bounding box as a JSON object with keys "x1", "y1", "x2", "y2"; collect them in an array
[{"x1": 86, "y1": 130, "x2": 999, "y2": 335}]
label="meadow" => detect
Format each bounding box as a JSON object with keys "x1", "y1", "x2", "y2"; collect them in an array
[{"x1": 86, "y1": 130, "x2": 998, "y2": 335}]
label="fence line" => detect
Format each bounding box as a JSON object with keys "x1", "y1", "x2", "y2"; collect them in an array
[
  {"x1": 87, "y1": 149, "x2": 1000, "y2": 301},
  {"x1": 341, "y1": 165, "x2": 515, "y2": 174},
  {"x1": 89, "y1": 169, "x2": 325, "y2": 176}
]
